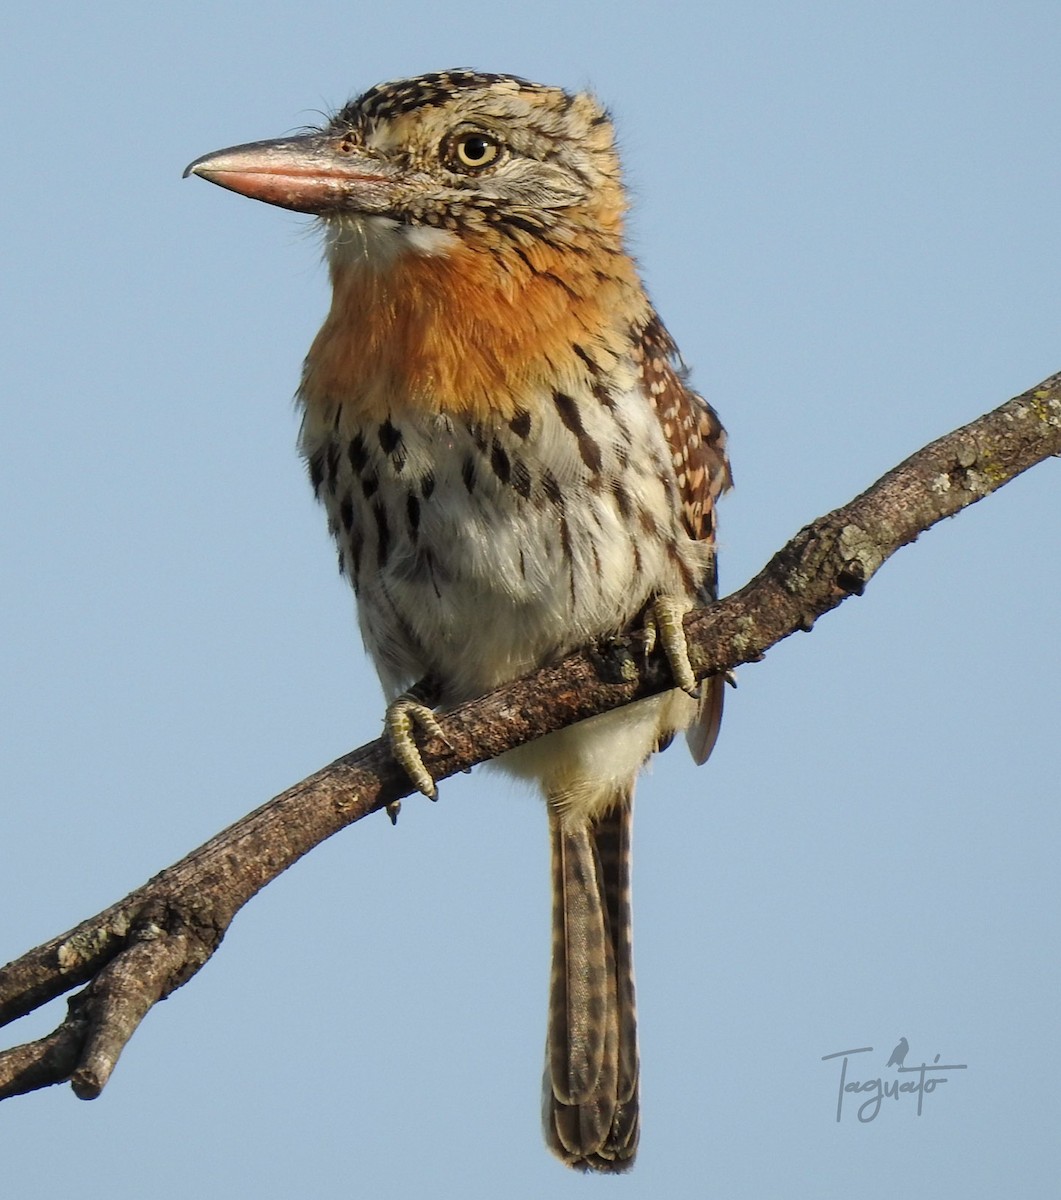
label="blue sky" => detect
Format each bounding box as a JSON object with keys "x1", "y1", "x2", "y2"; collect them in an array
[{"x1": 2, "y1": 3, "x2": 1059, "y2": 1197}]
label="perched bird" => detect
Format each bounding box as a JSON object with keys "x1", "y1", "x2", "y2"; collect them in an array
[
  {"x1": 887, "y1": 1037, "x2": 910, "y2": 1068},
  {"x1": 186, "y1": 70, "x2": 731, "y2": 1172}
]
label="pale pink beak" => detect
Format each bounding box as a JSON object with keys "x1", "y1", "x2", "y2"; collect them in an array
[{"x1": 184, "y1": 132, "x2": 415, "y2": 215}]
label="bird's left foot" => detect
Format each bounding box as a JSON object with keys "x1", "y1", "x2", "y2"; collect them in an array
[
  {"x1": 643, "y1": 596, "x2": 697, "y2": 694},
  {"x1": 383, "y1": 682, "x2": 448, "y2": 823}
]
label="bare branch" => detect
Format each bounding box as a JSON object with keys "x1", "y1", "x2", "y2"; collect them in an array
[{"x1": 1, "y1": 371, "x2": 1058, "y2": 1100}]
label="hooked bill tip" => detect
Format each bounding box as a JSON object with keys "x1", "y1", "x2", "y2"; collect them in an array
[{"x1": 183, "y1": 153, "x2": 222, "y2": 180}]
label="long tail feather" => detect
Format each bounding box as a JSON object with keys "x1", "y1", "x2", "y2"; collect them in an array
[{"x1": 543, "y1": 795, "x2": 639, "y2": 1172}]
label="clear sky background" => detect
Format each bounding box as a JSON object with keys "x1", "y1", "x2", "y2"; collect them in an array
[{"x1": 2, "y1": 3, "x2": 1059, "y2": 1197}]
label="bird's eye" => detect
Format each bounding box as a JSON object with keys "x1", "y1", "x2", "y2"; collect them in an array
[{"x1": 448, "y1": 132, "x2": 502, "y2": 172}]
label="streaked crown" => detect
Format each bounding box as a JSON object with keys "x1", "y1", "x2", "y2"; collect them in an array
[{"x1": 324, "y1": 70, "x2": 626, "y2": 238}]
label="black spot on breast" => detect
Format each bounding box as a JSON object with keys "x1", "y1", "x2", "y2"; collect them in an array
[
  {"x1": 378, "y1": 420, "x2": 401, "y2": 452},
  {"x1": 406, "y1": 493, "x2": 421, "y2": 536},
  {"x1": 541, "y1": 469, "x2": 563, "y2": 509},
  {"x1": 553, "y1": 391, "x2": 603, "y2": 472},
  {"x1": 348, "y1": 433, "x2": 369, "y2": 472},
  {"x1": 508, "y1": 408, "x2": 532, "y2": 439},
  {"x1": 325, "y1": 441, "x2": 341, "y2": 493},
  {"x1": 307, "y1": 448, "x2": 325, "y2": 496},
  {"x1": 378, "y1": 419, "x2": 407, "y2": 471},
  {"x1": 461, "y1": 457, "x2": 477, "y2": 493},
  {"x1": 373, "y1": 503, "x2": 390, "y2": 566},
  {"x1": 553, "y1": 391, "x2": 580, "y2": 427},
  {"x1": 490, "y1": 438, "x2": 511, "y2": 485},
  {"x1": 511, "y1": 458, "x2": 532, "y2": 499},
  {"x1": 361, "y1": 473, "x2": 379, "y2": 499},
  {"x1": 558, "y1": 514, "x2": 575, "y2": 603},
  {"x1": 339, "y1": 493, "x2": 354, "y2": 532},
  {"x1": 421, "y1": 472, "x2": 436, "y2": 499}
]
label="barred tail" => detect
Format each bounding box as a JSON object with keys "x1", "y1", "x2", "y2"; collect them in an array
[{"x1": 543, "y1": 795, "x2": 639, "y2": 1172}]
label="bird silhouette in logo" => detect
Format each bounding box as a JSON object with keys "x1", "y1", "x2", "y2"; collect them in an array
[{"x1": 886, "y1": 1037, "x2": 909, "y2": 1068}]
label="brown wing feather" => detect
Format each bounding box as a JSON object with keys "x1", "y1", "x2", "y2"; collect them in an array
[
  {"x1": 634, "y1": 316, "x2": 732, "y2": 763},
  {"x1": 634, "y1": 315, "x2": 731, "y2": 559}
]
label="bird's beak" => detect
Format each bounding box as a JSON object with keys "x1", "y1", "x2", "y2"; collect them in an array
[{"x1": 183, "y1": 132, "x2": 411, "y2": 215}]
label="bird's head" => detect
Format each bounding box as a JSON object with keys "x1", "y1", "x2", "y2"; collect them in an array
[{"x1": 185, "y1": 70, "x2": 628, "y2": 270}]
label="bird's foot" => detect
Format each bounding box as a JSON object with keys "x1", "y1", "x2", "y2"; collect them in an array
[
  {"x1": 643, "y1": 596, "x2": 697, "y2": 695},
  {"x1": 383, "y1": 685, "x2": 448, "y2": 823}
]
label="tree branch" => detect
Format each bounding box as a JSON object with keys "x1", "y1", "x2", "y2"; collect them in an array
[{"x1": 2, "y1": 371, "x2": 1058, "y2": 1101}]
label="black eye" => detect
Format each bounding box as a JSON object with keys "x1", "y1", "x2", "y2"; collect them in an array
[{"x1": 449, "y1": 132, "x2": 502, "y2": 171}]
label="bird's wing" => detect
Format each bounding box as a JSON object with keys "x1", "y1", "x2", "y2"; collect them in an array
[{"x1": 634, "y1": 317, "x2": 732, "y2": 764}]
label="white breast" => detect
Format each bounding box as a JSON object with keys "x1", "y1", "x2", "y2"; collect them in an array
[{"x1": 301, "y1": 372, "x2": 710, "y2": 707}]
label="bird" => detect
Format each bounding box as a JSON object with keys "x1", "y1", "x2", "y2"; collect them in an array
[
  {"x1": 886, "y1": 1037, "x2": 909, "y2": 1068},
  {"x1": 185, "y1": 69, "x2": 731, "y2": 1173}
]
